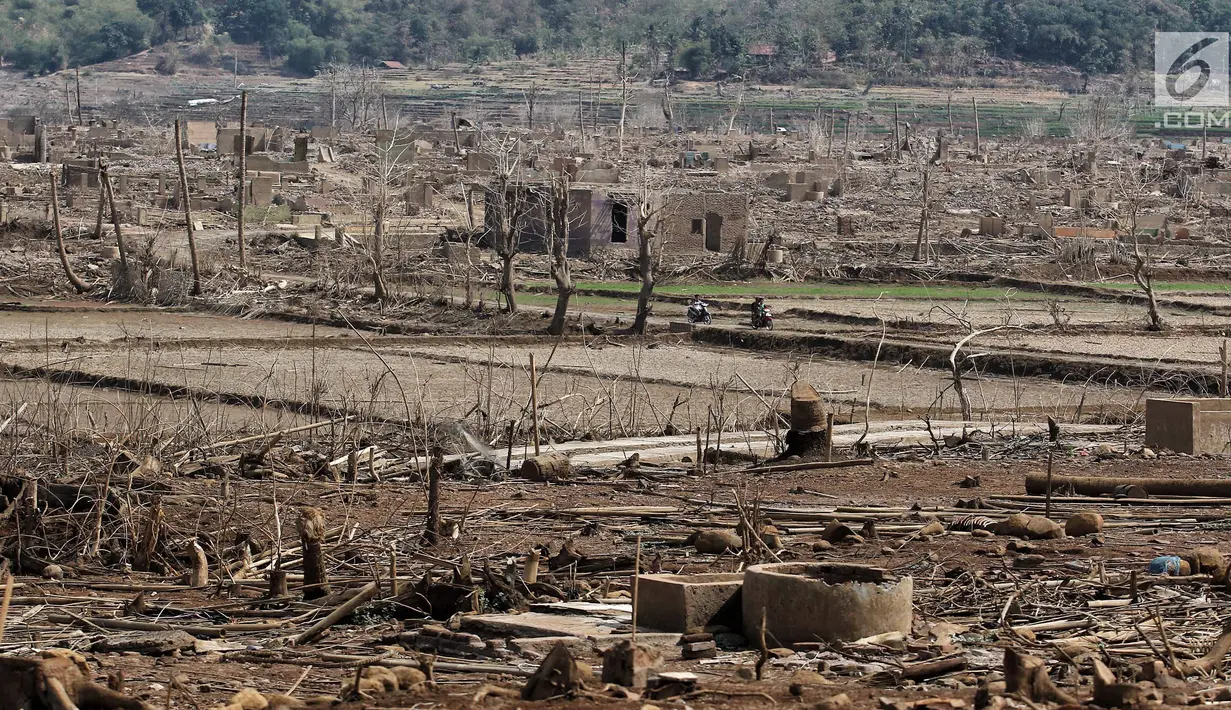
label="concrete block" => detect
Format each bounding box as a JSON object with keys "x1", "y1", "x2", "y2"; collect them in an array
[
  {"x1": 637, "y1": 573, "x2": 743, "y2": 633},
  {"x1": 1146, "y1": 398, "x2": 1231, "y2": 455},
  {"x1": 668, "y1": 321, "x2": 694, "y2": 333},
  {"x1": 291, "y1": 213, "x2": 323, "y2": 226}
]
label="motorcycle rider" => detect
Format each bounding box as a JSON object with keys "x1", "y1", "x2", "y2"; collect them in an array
[{"x1": 752, "y1": 297, "x2": 766, "y2": 326}]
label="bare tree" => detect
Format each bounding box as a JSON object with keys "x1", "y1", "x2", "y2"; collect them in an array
[
  {"x1": 523, "y1": 82, "x2": 539, "y2": 131},
  {"x1": 319, "y1": 64, "x2": 383, "y2": 130},
  {"x1": 488, "y1": 138, "x2": 530, "y2": 313},
  {"x1": 173, "y1": 118, "x2": 202, "y2": 295},
  {"x1": 546, "y1": 175, "x2": 575, "y2": 335},
  {"x1": 363, "y1": 118, "x2": 415, "y2": 302},
  {"x1": 237, "y1": 90, "x2": 248, "y2": 270},
  {"x1": 1119, "y1": 162, "x2": 1166, "y2": 330}
]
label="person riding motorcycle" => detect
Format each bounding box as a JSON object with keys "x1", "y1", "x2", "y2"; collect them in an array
[
  {"x1": 687, "y1": 295, "x2": 711, "y2": 324},
  {"x1": 752, "y1": 297, "x2": 766, "y2": 323}
]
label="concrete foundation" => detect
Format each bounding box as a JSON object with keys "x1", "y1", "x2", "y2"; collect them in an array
[
  {"x1": 1146, "y1": 398, "x2": 1231, "y2": 455},
  {"x1": 637, "y1": 573, "x2": 743, "y2": 633},
  {"x1": 742, "y1": 563, "x2": 912, "y2": 645}
]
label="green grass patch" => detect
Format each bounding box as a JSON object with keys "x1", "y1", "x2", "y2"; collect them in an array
[
  {"x1": 1084, "y1": 281, "x2": 1231, "y2": 293},
  {"x1": 568, "y1": 281, "x2": 1059, "y2": 301}
]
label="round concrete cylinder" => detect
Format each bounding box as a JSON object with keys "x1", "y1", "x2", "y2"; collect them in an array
[{"x1": 742, "y1": 563, "x2": 912, "y2": 645}]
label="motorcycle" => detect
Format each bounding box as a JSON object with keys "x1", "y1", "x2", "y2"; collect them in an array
[
  {"x1": 686, "y1": 301, "x2": 713, "y2": 325},
  {"x1": 752, "y1": 305, "x2": 774, "y2": 330}
]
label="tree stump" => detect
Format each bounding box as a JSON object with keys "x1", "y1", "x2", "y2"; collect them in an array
[
  {"x1": 298, "y1": 507, "x2": 329, "y2": 600},
  {"x1": 781, "y1": 382, "x2": 828, "y2": 458}
]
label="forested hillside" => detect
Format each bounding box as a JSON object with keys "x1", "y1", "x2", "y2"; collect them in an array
[{"x1": 2, "y1": 0, "x2": 1230, "y2": 80}]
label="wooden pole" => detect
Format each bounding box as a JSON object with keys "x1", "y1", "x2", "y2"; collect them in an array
[
  {"x1": 1044, "y1": 451, "x2": 1054, "y2": 519},
  {"x1": 631, "y1": 535, "x2": 641, "y2": 645},
  {"x1": 93, "y1": 181, "x2": 106, "y2": 241},
  {"x1": 826, "y1": 110, "x2": 835, "y2": 159},
  {"x1": 529, "y1": 353, "x2": 541, "y2": 456},
  {"x1": 695, "y1": 428, "x2": 702, "y2": 473},
  {"x1": 173, "y1": 118, "x2": 202, "y2": 295},
  {"x1": 49, "y1": 169, "x2": 88, "y2": 291},
  {"x1": 893, "y1": 103, "x2": 900, "y2": 160},
  {"x1": 824, "y1": 412, "x2": 834, "y2": 462},
  {"x1": 0, "y1": 574, "x2": 12, "y2": 643},
  {"x1": 237, "y1": 90, "x2": 248, "y2": 270},
  {"x1": 947, "y1": 95, "x2": 954, "y2": 136},
  {"x1": 972, "y1": 98, "x2": 981, "y2": 156},
  {"x1": 75, "y1": 68, "x2": 83, "y2": 126},
  {"x1": 295, "y1": 582, "x2": 379, "y2": 645}
]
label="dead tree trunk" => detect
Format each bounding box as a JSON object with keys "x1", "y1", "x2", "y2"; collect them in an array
[
  {"x1": 298, "y1": 507, "x2": 330, "y2": 600},
  {"x1": 49, "y1": 172, "x2": 88, "y2": 293},
  {"x1": 99, "y1": 161, "x2": 128, "y2": 270},
  {"x1": 631, "y1": 222, "x2": 655, "y2": 334},
  {"x1": 372, "y1": 199, "x2": 389, "y2": 302},
  {"x1": 237, "y1": 90, "x2": 248, "y2": 270},
  {"x1": 912, "y1": 168, "x2": 930, "y2": 262},
  {"x1": 1133, "y1": 247, "x2": 1163, "y2": 330},
  {"x1": 173, "y1": 118, "x2": 202, "y2": 295},
  {"x1": 499, "y1": 249, "x2": 517, "y2": 312},
  {"x1": 424, "y1": 452, "x2": 442, "y2": 545},
  {"x1": 547, "y1": 178, "x2": 574, "y2": 335}
]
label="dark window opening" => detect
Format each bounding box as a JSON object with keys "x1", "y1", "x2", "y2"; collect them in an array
[
  {"x1": 691, "y1": 218, "x2": 704, "y2": 234},
  {"x1": 611, "y1": 202, "x2": 629, "y2": 243}
]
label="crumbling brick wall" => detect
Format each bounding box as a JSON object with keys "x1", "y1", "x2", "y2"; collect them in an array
[{"x1": 655, "y1": 191, "x2": 750, "y2": 254}]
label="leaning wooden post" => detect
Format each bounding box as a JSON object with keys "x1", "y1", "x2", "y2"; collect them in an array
[
  {"x1": 529, "y1": 353, "x2": 541, "y2": 457},
  {"x1": 237, "y1": 90, "x2": 249, "y2": 270},
  {"x1": 173, "y1": 118, "x2": 202, "y2": 295},
  {"x1": 49, "y1": 172, "x2": 88, "y2": 292},
  {"x1": 99, "y1": 161, "x2": 128, "y2": 269},
  {"x1": 1221, "y1": 339, "x2": 1228, "y2": 398},
  {"x1": 298, "y1": 507, "x2": 329, "y2": 600}
]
